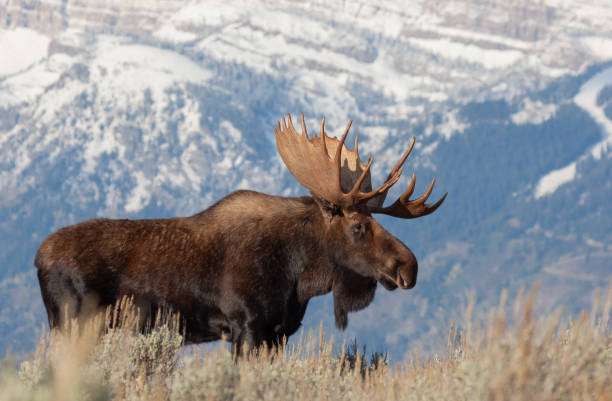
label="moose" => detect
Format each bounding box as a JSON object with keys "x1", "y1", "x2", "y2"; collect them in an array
[{"x1": 35, "y1": 114, "x2": 446, "y2": 353}]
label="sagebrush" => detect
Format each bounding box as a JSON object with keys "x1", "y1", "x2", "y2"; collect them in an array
[{"x1": 1, "y1": 286, "x2": 610, "y2": 401}]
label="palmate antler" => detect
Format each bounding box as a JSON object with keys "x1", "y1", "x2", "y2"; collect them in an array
[{"x1": 274, "y1": 114, "x2": 446, "y2": 218}]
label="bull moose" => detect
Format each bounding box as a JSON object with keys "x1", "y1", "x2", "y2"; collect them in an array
[{"x1": 35, "y1": 114, "x2": 446, "y2": 353}]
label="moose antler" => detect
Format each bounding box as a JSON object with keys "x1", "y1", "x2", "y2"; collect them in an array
[
  {"x1": 274, "y1": 114, "x2": 446, "y2": 217},
  {"x1": 368, "y1": 175, "x2": 447, "y2": 218},
  {"x1": 275, "y1": 114, "x2": 400, "y2": 208}
]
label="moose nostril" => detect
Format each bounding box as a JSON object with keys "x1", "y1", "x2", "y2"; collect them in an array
[
  {"x1": 397, "y1": 262, "x2": 417, "y2": 289},
  {"x1": 400, "y1": 274, "x2": 414, "y2": 289}
]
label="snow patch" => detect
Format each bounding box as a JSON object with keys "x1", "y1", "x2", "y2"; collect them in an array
[
  {"x1": 0, "y1": 53, "x2": 75, "y2": 108},
  {"x1": 511, "y1": 99, "x2": 558, "y2": 125},
  {"x1": 76, "y1": 37, "x2": 214, "y2": 174},
  {"x1": 154, "y1": 24, "x2": 198, "y2": 43},
  {"x1": 534, "y1": 162, "x2": 576, "y2": 199},
  {"x1": 250, "y1": 9, "x2": 335, "y2": 45},
  {"x1": 92, "y1": 37, "x2": 212, "y2": 108},
  {"x1": 534, "y1": 65, "x2": 612, "y2": 198},
  {"x1": 196, "y1": 21, "x2": 445, "y2": 103},
  {"x1": 360, "y1": 126, "x2": 393, "y2": 155},
  {"x1": 0, "y1": 28, "x2": 50, "y2": 76},
  {"x1": 177, "y1": 98, "x2": 203, "y2": 145},
  {"x1": 581, "y1": 36, "x2": 612, "y2": 60},
  {"x1": 82, "y1": 126, "x2": 124, "y2": 175},
  {"x1": 420, "y1": 140, "x2": 439, "y2": 156},
  {"x1": 574, "y1": 66, "x2": 612, "y2": 160},
  {"x1": 423, "y1": 25, "x2": 533, "y2": 50},
  {"x1": 436, "y1": 110, "x2": 468, "y2": 139},
  {"x1": 181, "y1": 142, "x2": 203, "y2": 190},
  {"x1": 409, "y1": 37, "x2": 523, "y2": 69},
  {"x1": 170, "y1": 1, "x2": 245, "y2": 27},
  {"x1": 219, "y1": 120, "x2": 242, "y2": 142},
  {"x1": 125, "y1": 171, "x2": 151, "y2": 213}
]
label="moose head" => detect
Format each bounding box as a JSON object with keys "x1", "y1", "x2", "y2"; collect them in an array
[{"x1": 275, "y1": 114, "x2": 447, "y2": 295}]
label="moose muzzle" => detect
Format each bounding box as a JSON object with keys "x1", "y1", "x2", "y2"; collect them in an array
[{"x1": 396, "y1": 255, "x2": 418, "y2": 289}]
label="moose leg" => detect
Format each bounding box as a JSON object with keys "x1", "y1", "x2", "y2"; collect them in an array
[
  {"x1": 228, "y1": 320, "x2": 245, "y2": 358},
  {"x1": 38, "y1": 268, "x2": 90, "y2": 329},
  {"x1": 227, "y1": 319, "x2": 266, "y2": 359},
  {"x1": 37, "y1": 269, "x2": 60, "y2": 329},
  {"x1": 243, "y1": 323, "x2": 262, "y2": 350},
  {"x1": 230, "y1": 341, "x2": 241, "y2": 359}
]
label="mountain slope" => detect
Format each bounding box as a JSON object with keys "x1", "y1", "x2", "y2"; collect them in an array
[{"x1": 1, "y1": 0, "x2": 611, "y2": 358}]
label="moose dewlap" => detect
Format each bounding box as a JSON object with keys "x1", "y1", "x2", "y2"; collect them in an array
[{"x1": 35, "y1": 114, "x2": 446, "y2": 353}]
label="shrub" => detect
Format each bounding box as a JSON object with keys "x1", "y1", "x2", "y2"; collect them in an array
[{"x1": 1, "y1": 287, "x2": 610, "y2": 401}]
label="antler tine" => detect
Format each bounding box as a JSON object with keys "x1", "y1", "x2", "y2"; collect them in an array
[
  {"x1": 335, "y1": 120, "x2": 352, "y2": 162},
  {"x1": 348, "y1": 163, "x2": 403, "y2": 203},
  {"x1": 300, "y1": 113, "x2": 308, "y2": 138},
  {"x1": 339, "y1": 121, "x2": 406, "y2": 204},
  {"x1": 287, "y1": 114, "x2": 295, "y2": 131},
  {"x1": 321, "y1": 117, "x2": 325, "y2": 137},
  {"x1": 337, "y1": 124, "x2": 407, "y2": 203},
  {"x1": 416, "y1": 177, "x2": 437, "y2": 204},
  {"x1": 348, "y1": 156, "x2": 373, "y2": 197},
  {"x1": 372, "y1": 137, "x2": 415, "y2": 196},
  {"x1": 425, "y1": 192, "x2": 447, "y2": 214},
  {"x1": 333, "y1": 120, "x2": 352, "y2": 196},
  {"x1": 388, "y1": 137, "x2": 415, "y2": 181},
  {"x1": 375, "y1": 168, "x2": 403, "y2": 194},
  {"x1": 398, "y1": 173, "x2": 417, "y2": 203},
  {"x1": 364, "y1": 137, "x2": 414, "y2": 209},
  {"x1": 320, "y1": 117, "x2": 328, "y2": 156},
  {"x1": 368, "y1": 137, "x2": 447, "y2": 218},
  {"x1": 371, "y1": 174, "x2": 447, "y2": 219}
]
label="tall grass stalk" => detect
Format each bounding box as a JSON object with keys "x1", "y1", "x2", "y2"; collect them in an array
[{"x1": 1, "y1": 286, "x2": 610, "y2": 401}]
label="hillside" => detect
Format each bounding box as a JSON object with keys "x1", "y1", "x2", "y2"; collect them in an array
[{"x1": 1, "y1": 0, "x2": 612, "y2": 357}]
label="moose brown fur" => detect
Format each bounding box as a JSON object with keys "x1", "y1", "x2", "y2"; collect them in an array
[{"x1": 35, "y1": 114, "x2": 446, "y2": 352}]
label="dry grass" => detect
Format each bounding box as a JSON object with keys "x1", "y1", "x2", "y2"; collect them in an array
[{"x1": 1, "y1": 286, "x2": 610, "y2": 401}]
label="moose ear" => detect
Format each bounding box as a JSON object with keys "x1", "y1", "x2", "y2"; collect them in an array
[
  {"x1": 332, "y1": 268, "x2": 377, "y2": 330},
  {"x1": 312, "y1": 193, "x2": 343, "y2": 221}
]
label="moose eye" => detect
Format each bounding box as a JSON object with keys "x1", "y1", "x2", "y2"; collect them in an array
[{"x1": 351, "y1": 222, "x2": 366, "y2": 238}]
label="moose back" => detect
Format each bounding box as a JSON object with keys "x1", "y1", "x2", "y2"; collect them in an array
[{"x1": 35, "y1": 114, "x2": 446, "y2": 352}]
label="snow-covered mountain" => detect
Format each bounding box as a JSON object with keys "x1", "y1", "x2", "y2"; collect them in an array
[{"x1": 1, "y1": 0, "x2": 611, "y2": 358}]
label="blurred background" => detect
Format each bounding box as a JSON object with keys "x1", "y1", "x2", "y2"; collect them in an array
[{"x1": 1, "y1": 0, "x2": 611, "y2": 361}]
